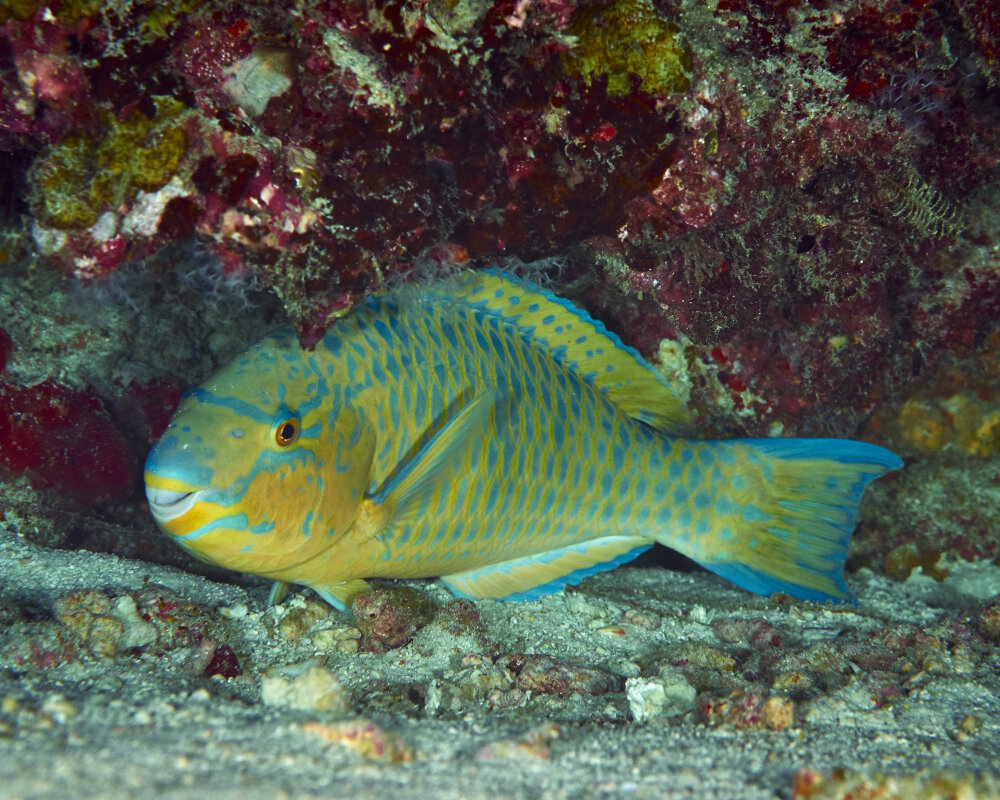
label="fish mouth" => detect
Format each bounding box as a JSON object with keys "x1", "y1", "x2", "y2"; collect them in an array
[{"x1": 145, "y1": 485, "x2": 202, "y2": 522}]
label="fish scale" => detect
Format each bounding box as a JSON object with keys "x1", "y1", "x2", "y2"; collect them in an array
[
  {"x1": 144, "y1": 269, "x2": 902, "y2": 611},
  {"x1": 423, "y1": 292, "x2": 613, "y2": 565}
]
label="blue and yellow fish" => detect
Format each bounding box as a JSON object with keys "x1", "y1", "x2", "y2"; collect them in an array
[{"x1": 144, "y1": 270, "x2": 901, "y2": 611}]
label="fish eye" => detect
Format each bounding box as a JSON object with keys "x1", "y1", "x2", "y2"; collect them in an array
[{"x1": 274, "y1": 417, "x2": 299, "y2": 447}]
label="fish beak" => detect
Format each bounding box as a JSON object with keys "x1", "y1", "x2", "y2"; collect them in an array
[{"x1": 145, "y1": 482, "x2": 201, "y2": 523}]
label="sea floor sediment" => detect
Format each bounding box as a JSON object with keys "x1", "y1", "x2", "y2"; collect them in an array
[{"x1": 1, "y1": 522, "x2": 998, "y2": 800}]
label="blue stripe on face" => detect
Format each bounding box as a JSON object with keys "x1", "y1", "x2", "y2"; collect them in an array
[
  {"x1": 177, "y1": 512, "x2": 252, "y2": 540},
  {"x1": 188, "y1": 389, "x2": 274, "y2": 424}
]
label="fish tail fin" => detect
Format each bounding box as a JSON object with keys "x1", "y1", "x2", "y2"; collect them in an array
[{"x1": 656, "y1": 438, "x2": 902, "y2": 603}]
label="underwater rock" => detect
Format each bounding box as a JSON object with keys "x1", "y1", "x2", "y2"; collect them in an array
[{"x1": 260, "y1": 662, "x2": 350, "y2": 714}]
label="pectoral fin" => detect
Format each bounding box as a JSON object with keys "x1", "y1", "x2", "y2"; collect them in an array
[
  {"x1": 371, "y1": 389, "x2": 497, "y2": 523},
  {"x1": 311, "y1": 580, "x2": 372, "y2": 612},
  {"x1": 267, "y1": 580, "x2": 292, "y2": 607}
]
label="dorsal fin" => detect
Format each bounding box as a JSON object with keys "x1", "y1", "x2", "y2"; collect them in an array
[{"x1": 443, "y1": 269, "x2": 694, "y2": 435}]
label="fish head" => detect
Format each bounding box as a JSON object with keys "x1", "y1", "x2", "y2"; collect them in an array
[{"x1": 143, "y1": 328, "x2": 375, "y2": 580}]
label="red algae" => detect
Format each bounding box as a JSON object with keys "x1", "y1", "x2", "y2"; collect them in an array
[
  {"x1": 203, "y1": 644, "x2": 242, "y2": 679},
  {"x1": 0, "y1": 379, "x2": 138, "y2": 504}
]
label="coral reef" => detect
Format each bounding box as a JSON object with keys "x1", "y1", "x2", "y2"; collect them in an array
[
  {"x1": 2, "y1": 0, "x2": 993, "y2": 372},
  {"x1": 852, "y1": 333, "x2": 1000, "y2": 570},
  {"x1": 793, "y1": 769, "x2": 1000, "y2": 800},
  {"x1": 561, "y1": 0, "x2": 692, "y2": 97},
  {"x1": 1, "y1": 0, "x2": 993, "y2": 518},
  {"x1": 29, "y1": 97, "x2": 188, "y2": 232},
  {"x1": 0, "y1": 379, "x2": 138, "y2": 505},
  {"x1": 0, "y1": 0, "x2": 999, "y2": 655}
]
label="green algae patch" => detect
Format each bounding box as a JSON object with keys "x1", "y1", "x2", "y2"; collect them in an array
[
  {"x1": 54, "y1": 0, "x2": 102, "y2": 24},
  {"x1": 2, "y1": 0, "x2": 105, "y2": 24},
  {"x1": 30, "y1": 97, "x2": 188, "y2": 230},
  {"x1": 562, "y1": 0, "x2": 692, "y2": 97},
  {"x1": 0, "y1": 0, "x2": 39, "y2": 22},
  {"x1": 139, "y1": 0, "x2": 203, "y2": 42}
]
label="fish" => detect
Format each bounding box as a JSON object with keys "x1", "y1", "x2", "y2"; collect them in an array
[{"x1": 143, "y1": 269, "x2": 902, "y2": 611}]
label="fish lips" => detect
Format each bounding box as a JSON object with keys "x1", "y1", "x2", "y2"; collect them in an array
[{"x1": 145, "y1": 484, "x2": 202, "y2": 523}]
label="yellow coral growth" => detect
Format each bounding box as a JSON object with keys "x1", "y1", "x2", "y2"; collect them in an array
[
  {"x1": 54, "y1": 0, "x2": 102, "y2": 24},
  {"x1": 562, "y1": 0, "x2": 692, "y2": 97},
  {"x1": 140, "y1": 0, "x2": 203, "y2": 42},
  {"x1": 885, "y1": 392, "x2": 1000, "y2": 458},
  {"x1": 30, "y1": 97, "x2": 188, "y2": 230},
  {"x1": 0, "y1": 0, "x2": 39, "y2": 22},
  {"x1": 1, "y1": 0, "x2": 101, "y2": 23},
  {"x1": 970, "y1": 410, "x2": 1000, "y2": 457},
  {"x1": 895, "y1": 399, "x2": 948, "y2": 453}
]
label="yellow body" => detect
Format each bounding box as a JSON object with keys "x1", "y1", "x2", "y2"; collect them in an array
[{"x1": 145, "y1": 271, "x2": 901, "y2": 610}]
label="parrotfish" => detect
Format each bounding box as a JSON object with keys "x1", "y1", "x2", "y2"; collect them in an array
[{"x1": 144, "y1": 270, "x2": 901, "y2": 611}]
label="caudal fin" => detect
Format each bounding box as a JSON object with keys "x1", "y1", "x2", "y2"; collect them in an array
[{"x1": 665, "y1": 438, "x2": 902, "y2": 603}]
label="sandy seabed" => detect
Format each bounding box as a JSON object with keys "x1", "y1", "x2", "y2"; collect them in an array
[{"x1": 1, "y1": 519, "x2": 998, "y2": 800}]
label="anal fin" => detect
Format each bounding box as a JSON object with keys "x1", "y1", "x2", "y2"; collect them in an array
[{"x1": 440, "y1": 536, "x2": 651, "y2": 601}]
